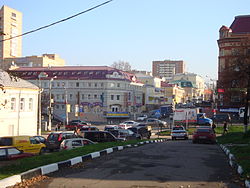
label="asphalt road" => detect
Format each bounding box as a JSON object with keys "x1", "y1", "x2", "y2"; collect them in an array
[{"x1": 33, "y1": 140, "x2": 242, "y2": 188}]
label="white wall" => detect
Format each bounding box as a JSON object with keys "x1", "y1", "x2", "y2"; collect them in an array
[{"x1": 0, "y1": 88, "x2": 39, "y2": 136}]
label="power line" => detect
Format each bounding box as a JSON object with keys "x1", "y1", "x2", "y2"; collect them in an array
[{"x1": 0, "y1": 0, "x2": 113, "y2": 43}]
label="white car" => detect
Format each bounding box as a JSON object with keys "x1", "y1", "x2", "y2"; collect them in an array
[
  {"x1": 171, "y1": 126, "x2": 188, "y2": 140},
  {"x1": 137, "y1": 115, "x2": 148, "y2": 121},
  {"x1": 60, "y1": 138, "x2": 95, "y2": 150},
  {"x1": 119, "y1": 121, "x2": 139, "y2": 129}
]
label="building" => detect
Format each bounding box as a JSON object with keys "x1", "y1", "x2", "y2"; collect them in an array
[
  {"x1": 217, "y1": 15, "x2": 250, "y2": 108},
  {"x1": 0, "y1": 5, "x2": 22, "y2": 63},
  {"x1": 0, "y1": 6, "x2": 65, "y2": 70},
  {"x1": 172, "y1": 73, "x2": 205, "y2": 102},
  {"x1": 161, "y1": 82, "x2": 185, "y2": 105},
  {"x1": 135, "y1": 72, "x2": 165, "y2": 111},
  {"x1": 152, "y1": 60, "x2": 186, "y2": 79},
  {"x1": 2, "y1": 54, "x2": 66, "y2": 70},
  {"x1": 0, "y1": 69, "x2": 39, "y2": 136},
  {"x1": 10, "y1": 66, "x2": 144, "y2": 124}
]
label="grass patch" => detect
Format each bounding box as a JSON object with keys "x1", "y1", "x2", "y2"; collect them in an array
[
  {"x1": 0, "y1": 139, "x2": 150, "y2": 180},
  {"x1": 216, "y1": 128, "x2": 250, "y2": 178}
]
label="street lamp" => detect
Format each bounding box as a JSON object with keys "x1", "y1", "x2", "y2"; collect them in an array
[
  {"x1": 48, "y1": 76, "x2": 57, "y2": 131},
  {"x1": 38, "y1": 72, "x2": 48, "y2": 135}
]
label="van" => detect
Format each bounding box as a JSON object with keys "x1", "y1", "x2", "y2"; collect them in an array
[{"x1": 0, "y1": 136, "x2": 46, "y2": 155}]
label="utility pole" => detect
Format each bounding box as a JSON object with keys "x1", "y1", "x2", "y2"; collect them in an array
[{"x1": 244, "y1": 65, "x2": 250, "y2": 133}]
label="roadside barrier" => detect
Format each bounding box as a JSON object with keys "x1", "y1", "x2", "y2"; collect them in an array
[
  {"x1": 0, "y1": 139, "x2": 167, "y2": 188},
  {"x1": 219, "y1": 144, "x2": 250, "y2": 188}
]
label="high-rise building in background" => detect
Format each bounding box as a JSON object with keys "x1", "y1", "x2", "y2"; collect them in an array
[
  {"x1": 217, "y1": 15, "x2": 250, "y2": 108},
  {"x1": 0, "y1": 5, "x2": 22, "y2": 63},
  {"x1": 152, "y1": 60, "x2": 186, "y2": 79}
]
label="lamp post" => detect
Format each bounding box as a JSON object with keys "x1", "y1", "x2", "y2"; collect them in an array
[
  {"x1": 62, "y1": 82, "x2": 69, "y2": 125},
  {"x1": 48, "y1": 76, "x2": 57, "y2": 131},
  {"x1": 38, "y1": 72, "x2": 48, "y2": 135}
]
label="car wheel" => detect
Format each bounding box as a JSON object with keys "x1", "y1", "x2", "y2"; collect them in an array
[
  {"x1": 192, "y1": 140, "x2": 196, "y2": 144},
  {"x1": 172, "y1": 137, "x2": 175, "y2": 140},
  {"x1": 39, "y1": 147, "x2": 46, "y2": 155}
]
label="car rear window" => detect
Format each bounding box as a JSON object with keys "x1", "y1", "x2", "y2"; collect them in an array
[
  {"x1": 173, "y1": 127, "x2": 184, "y2": 130},
  {"x1": 0, "y1": 138, "x2": 13, "y2": 146},
  {"x1": 197, "y1": 129, "x2": 210, "y2": 133}
]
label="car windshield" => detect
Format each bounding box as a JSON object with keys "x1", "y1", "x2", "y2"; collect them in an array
[
  {"x1": 47, "y1": 134, "x2": 59, "y2": 140},
  {"x1": 173, "y1": 127, "x2": 184, "y2": 130}
]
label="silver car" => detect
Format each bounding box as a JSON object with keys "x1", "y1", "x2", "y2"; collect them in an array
[{"x1": 60, "y1": 138, "x2": 95, "y2": 150}]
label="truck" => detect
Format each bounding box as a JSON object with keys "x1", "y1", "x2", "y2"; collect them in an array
[
  {"x1": 149, "y1": 105, "x2": 173, "y2": 119},
  {"x1": 173, "y1": 108, "x2": 213, "y2": 126}
]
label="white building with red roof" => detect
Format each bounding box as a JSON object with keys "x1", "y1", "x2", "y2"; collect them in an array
[{"x1": 10, "y1": 66, "x2": 144, "y2": 124}]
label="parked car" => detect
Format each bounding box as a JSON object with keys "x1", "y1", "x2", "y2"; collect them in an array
[
  {"x1": 192, "y1": 127, "x2": 216, "y2": 144},
  {"x1": 33, "y1": 136, "x2": 47, "y2": 144},
  {"x1": 0, "y1": 136, "x2": 46, "y2": 155},
  {"x1": 69, "y1": 120, "x2": 91, "y2": 125},
  {"x1": 171, "y1": 126, "x2": 188, "y2": 140},
  {"x1": 109, "y1": 129, "x2": 139, "y2": 140},
  {"x1": 82, "y1": 131, "x2": 124, "y2": 143},
  {"x1": 128, "y1": 126, "x2": 151, "y2": 139},
  {"x1": 46, "y1": 131, "x2": 78, "y2": 151},
  {"x1": 104, "y1": 125, "x2": 121, "y2": 131},
  {"x1": 119, "y1": 121, "x2": 139, "y2": 129},
  {"x1": 65, "y1": 122, "x2": 89, "y2": 131},
  {"x1": 212, "y1": 113, "x2": 231, "y2": 123},
  {"x1": 60, "y1": 138, "x2": 95, "y2": 150},
  {"x1": 146, "y1": 118, "x2": 167, "y2": 127},
  {"x1": 137, "y1": 115, "x2": 148, "y2": 121},
  {"x1": 0, "y1": 146, "x2": 34, "y2": 160},
  {"x1": 80, "y1": 126, "x2": 99, "y2": 132}
]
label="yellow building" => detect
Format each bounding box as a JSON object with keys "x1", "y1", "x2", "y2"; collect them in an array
[
  {"x1": 2, "y1": 54, "x2": 65, "y2": 70},
  {"x1": 0, "y1": 5, "x2": 22, "y2": 61},
  {"x1": 161, "y1": 82, "x2": 185, "y2": 105}
]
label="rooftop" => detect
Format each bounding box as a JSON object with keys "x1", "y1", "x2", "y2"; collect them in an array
[{"x1": 230, "y1": 15, "x2": 250, "y2": 34}]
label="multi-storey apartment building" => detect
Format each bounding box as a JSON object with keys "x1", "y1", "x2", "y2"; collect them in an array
[
  {"x1": 217, "y1": 15, "x2": 250, "y2": 108},
  {"x1": 10, "y1": 66, "x2": 144, "y2": 124},
  {"x1": 0, "y1": 69, "x2": 39, "y2": 136},
  {"x1": 0, "y1": 5, "x2": 22, "y2": 62},
  {"x1": 152, "y1": 60, "x2": 186, "y2": 79}
]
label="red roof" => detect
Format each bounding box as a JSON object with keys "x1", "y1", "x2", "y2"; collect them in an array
[{"x1": 230, "y1": 15, "x2": 250, "y2": 34}]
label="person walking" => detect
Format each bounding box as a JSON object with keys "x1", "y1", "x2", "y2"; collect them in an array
[
  {"x1": 223, "y1": 121, "x2": 228, "y2": 135},
  {"x1": 212, "y1": 122, "x2": 216, "y2": 133}
]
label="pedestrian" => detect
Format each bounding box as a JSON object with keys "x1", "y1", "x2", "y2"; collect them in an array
[
  {"x1": 223, "y1": 121, "x2": 228, "y2": 135},
  {"x1": 55, "y1": 123, "x2": 58, "y2": 131},
  {"x1": 212, "y1": 122, "x2": 216, "y2": 133},
  {"x1": 58, "y1": 123, "x2": 61, "y2": 131}
]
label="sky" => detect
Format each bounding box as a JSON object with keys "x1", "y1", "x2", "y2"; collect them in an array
[{"x1": 1, "y1": 0, "x2": 250, "y2": 80}]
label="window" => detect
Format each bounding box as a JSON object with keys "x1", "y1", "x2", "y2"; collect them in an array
[
  {"x1": 117, "y1": 83, "x2": 120, "y2": 87},
  {"x1": 0, "y1": 149, "x2": 6, "y2": 157},
  {"x1": 111, "y1": 95, "x2": 114, "y2": 100},
  {"x1": 100, "y1": 83, "x2": 104, "y2": 87},
  {"x1": 70, "y1": 94, "x2": 73, "y2": 100},
  {"x1": 94, "y1": 94, "x2": 98, "y2": 99},
  {"x1": 72, "y1": 140, "x2": 82, "y2": 147},
  {"x1": 11, "y1": 98, "x2": 16, "y2": 111},
  {"x1": 20, "y1": 98, "x2": 25, "y2": 111},
  {"x1": 56, "y1": 94, "x2": 60, "y2": 100},
  {"x1": 88, "y1": 83, "x2": 91, "y2": 87},
  {"x1": 81, "y1": 94, "x2": 84, "y2": 100},
  {"x1": 57, "y1": 82, "x2": 60, "y2": 87},
  {"x1": 117, "y1": 95, "x2": 120, "y2": 100},
  {"x1": 62, "y1": 94, "x2": 65, "y2": 100},
  {"x1": 94, "y1": 83, "x2": 97, "y2": 87},
  {"x1": 28, "y1": 98, "x2": 33, "y2": 111},
  {"x1": 8, "y1": 148, "x2": 20, "y2": 155},
  {"x1": 11, "y1": 12, "x2": 17, "y2": 18},
  {"x1": 88, "y1": 94, "x2": 91, "y2": 99},
  {"x1": 62, "y1": 104, "x2": 65, "y2": 109},
  {"x1": 76, "y1": 82, "x2": 79, "y2": 87}
]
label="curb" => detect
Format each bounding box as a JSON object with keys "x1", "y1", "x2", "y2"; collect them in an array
[
  {"x1": 0, "y1": 139, "x2": 167, "y2": 188},
  {"x1": 219, "y1": 144, "x2": 250, "y2": 188}
]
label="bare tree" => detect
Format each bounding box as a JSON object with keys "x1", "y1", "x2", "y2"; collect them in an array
[{"x1": 111, "y1": 60, "x2": 131, "y2": 71}]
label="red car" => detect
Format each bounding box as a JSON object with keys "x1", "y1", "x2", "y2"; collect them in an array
[
  {"x1": 0, "y1": 146, "x2": 34, "y2": 160},
  {"x1": 192, "y1": 127, "x2": 216, "y2": 144}
]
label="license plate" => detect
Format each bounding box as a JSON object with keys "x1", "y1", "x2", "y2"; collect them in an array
[{"x1": 199, "y1": 136, "x2": 206, "y2": 139}]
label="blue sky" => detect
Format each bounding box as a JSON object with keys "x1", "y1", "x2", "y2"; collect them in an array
[{"x1": 1, "y1": 0, "x2": 249, "y2": 79}]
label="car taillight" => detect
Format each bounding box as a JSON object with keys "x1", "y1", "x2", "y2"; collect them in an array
[
  {"x1": 63, "y1": 145, "x2": 67, "y2": 149},
  {"x1": 58, "y1": 134, "x2": 63, "y2": 142}
]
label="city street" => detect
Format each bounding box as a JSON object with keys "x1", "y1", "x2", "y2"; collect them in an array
[{"x1": 33, "y1": 140, "x2": 241, "y2": 188}]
